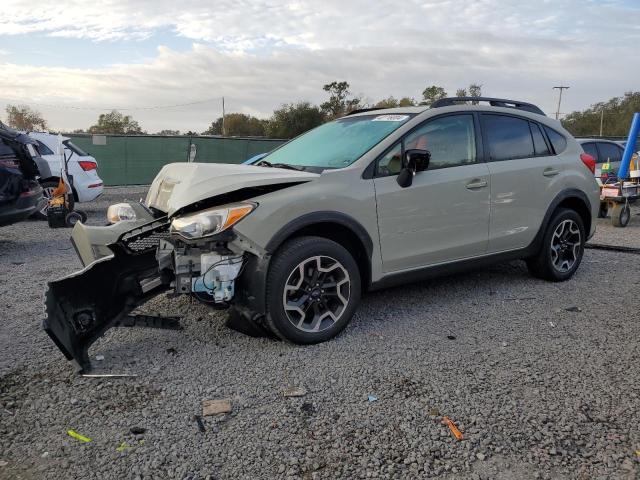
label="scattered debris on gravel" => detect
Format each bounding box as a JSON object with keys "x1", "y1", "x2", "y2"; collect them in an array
[{"x1": 0, "y1": 188, "x2": 639, "y2": 479}]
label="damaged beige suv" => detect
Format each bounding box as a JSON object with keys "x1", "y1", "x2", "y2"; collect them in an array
[{"x1": 44, "y1": 97, "x2": 599, "y2": 371}]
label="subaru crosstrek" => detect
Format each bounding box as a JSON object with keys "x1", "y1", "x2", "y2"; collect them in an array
[{"x1": 44, "y1": 97, "x2": 600, "y2": 371}]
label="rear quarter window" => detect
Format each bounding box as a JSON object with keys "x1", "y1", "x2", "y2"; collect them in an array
[
  {"x1": 543, "y1": 126, "x2": 567, "y2": 154},
  {"x1": 36, "y1": 140, "x2": 54, "y2": 156}
]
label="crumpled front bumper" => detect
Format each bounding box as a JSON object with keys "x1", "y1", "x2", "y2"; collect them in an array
[{"x1": 43, "y1": 218, "x2": 171, "y2": 372}]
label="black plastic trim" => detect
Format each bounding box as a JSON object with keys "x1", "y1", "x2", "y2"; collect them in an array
[
  {"x1": 265, "y1": 211, "x2": 374, "y2": 259},
  {"x1": 431, "y1": 97, "x2": 545, "y2": 116}
]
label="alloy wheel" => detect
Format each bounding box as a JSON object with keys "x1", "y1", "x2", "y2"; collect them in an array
[
  {"x1": 550, "y1": 219, "x2": 581, "y2": 272},
  {"x1": 282, "y1": 255, "x2": 351, "y2": 333}
]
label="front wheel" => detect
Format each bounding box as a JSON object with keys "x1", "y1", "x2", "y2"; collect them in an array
[
  {"x1": 265, "y1": 236, "x2": 361, "y2": 344},
  {"x1": 526, "y1": 208, "x2": 585, "y2": 282}
]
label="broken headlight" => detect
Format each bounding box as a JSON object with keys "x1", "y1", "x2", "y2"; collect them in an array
[
  {"x1": 107, "y1": 203, "x2": 137, "y2": 224},
  {"x1": 170, "y1": 203, "x2": 255, "y2": 240}
]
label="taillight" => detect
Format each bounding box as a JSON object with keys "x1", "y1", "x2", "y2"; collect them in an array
[
  {"x1": 78, "y1": 161, "x2": 97, "y2": 171},
  {"x1": 580, "y1": 153, "x2": 596, "y2": 174}
]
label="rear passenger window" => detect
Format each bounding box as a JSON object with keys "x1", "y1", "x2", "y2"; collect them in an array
[
  {"x1": 581, "y1": 142, "x2": 599, "y2": 162},
  {"x1": 483, "y1": 115, "x2": 534, "y2": 161},
  {"x1": 530, "y1": 122, "x2": 550, "y2": 156},
  {"x1": 543, "y1": 126, "x2": 567, "y2": 154},
  {"x1": 597, "y1": 142, "x2": 622, "y2": 163}
]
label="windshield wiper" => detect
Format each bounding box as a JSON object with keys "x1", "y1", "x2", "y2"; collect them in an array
[{"x1": 256, "y1": 160, "x2": 304, "y2": 171}]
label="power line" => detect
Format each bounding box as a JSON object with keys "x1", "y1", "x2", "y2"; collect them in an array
[
  {"x1": 553, "y1": 86, "x2": 569, "y2": 120},
  {"x1": 0, "y1": 96, "x2": 223, "y2": 111}
]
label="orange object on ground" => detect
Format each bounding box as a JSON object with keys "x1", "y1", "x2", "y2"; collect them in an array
[{"x1": 442, "y1": 416, "x2": 464, "y2": 441}]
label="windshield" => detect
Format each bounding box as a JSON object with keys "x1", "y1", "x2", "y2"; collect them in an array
[
  {"x1": 262, "y1": 114, "x2": 413, "y2": 169},
  {"x1": 63, "y1": 140, "x2": 89, "y2": 156}
]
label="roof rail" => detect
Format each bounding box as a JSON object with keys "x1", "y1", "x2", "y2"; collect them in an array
[{"x1": 431, "y1": 97, "x2": 546, "y2": 116}]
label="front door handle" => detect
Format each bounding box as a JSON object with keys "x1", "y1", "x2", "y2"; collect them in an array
[
  {"x1": 466, "y1": 179, "x2": 488, "y2": 190},
  {"x1": 543, "y1": 168, "x2": 560, "y2": 177}
]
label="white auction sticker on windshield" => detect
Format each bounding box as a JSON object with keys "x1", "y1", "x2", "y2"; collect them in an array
[{"x1": 371, "y1": 114, "x2": 409, "y2": 122}]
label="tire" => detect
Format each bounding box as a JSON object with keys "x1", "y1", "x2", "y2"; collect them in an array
[
  {"x1": 33, "y1": 179, "x2": 75, "y2": 220},
  {"x1": 265, "y1": 236, "x2": 361, "y2": 344},
  {"x1": 598, "y1": 202, "x2": 608, "y2": 219},
  {"x1": 65, "y1": 211, "x2": 83, "y2": 227},
  {"x1": 611, "y1": 203, "x2": 630, "y2": 228},
  {"x1": 526, "y1": 208, "x2": 585, "y2": 282}
]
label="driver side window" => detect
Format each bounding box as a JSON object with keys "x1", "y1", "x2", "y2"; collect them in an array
[{"x1": 375, "y1": 114, "x2": 477, "y2": 176}]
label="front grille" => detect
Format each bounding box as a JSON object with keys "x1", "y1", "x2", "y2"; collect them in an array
[{"x1": 119, "y1": 218, "x2": 170, "y2": 254}]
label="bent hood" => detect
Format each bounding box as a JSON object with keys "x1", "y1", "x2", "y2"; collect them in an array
[{"x1": 146, "y1": 162, "x2": 319, "y2": 216}]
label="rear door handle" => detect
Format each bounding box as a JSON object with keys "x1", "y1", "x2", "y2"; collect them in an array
[
  {"x1": 543, "y1": 168, "x2": 560, "y2": 177},
  {"x1": 466, "y1": 179, "x2": 488, "y2": 190}
]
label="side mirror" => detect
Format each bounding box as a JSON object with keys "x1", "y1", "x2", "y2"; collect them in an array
[{"x1": 396, "y1": 149, "x2": 430, "y2": 188}]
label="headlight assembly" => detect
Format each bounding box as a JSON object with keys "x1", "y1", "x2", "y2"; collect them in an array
[
  {"x1": 170, "y1": 203, "x2": 256, "y2": 239},
  {"x1": 107, "y1": 203, "x2": 137, "y2": 224}
]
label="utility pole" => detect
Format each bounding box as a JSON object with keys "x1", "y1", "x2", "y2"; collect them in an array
[
  {"x1": 553, "y1": 86, "x2": 569, "y2": 120},
  {"x1": 221, "y1": 97, "x2": 226, "y2": 137},
  {"x1": 600, "y1": 107, "x2": 605, "y2": 136}
]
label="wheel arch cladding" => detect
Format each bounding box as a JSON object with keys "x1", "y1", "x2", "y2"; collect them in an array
[
  {"x1": 265, "y1": 211, "x2": 373, "y2": 291},
  {"x1": 532, "y1": 189, "x2": 592, "y2": 254}
]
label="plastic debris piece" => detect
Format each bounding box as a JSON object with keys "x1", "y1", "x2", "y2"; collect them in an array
[
  {"x1": 0, "y1": 460, "x2": 8, "y2": 467},
  {"x1": 549, "y1": 322, "x2": 556, "y2": 328},
  {"x1": 367, "y1": 395, "x2": 378, "y2": 403},
  {"x1": 129, "y1": 426, "x2": 146, "y2": 435},
  {"x1": 283, "y1": 386, "x2": 307, "y2": 397},
  {"x1": 95, "y1": 355, "x2": 105, "y2": 361},
  {"x1": 565, "y1": 306, "x2": 582, "y2": 312},
  {"x1": 429, "y1": 407, "x2": 440, "y2": 416},
  {"x1": 442, "y1": 416, "x2": 464, "y2": 441},
  {"x1": 193, "y1": 415, "x2": 206, "y2": 433},
  {"x1": 202, "y1": 398, "x2": 232, "y2": 416},
  {"x1": 447, "y1": 335, "x2": 456, "y2": 340},
  {"x1": 67, "y1": 429, "x2": 92, "y2": 443},
  {"x1": 116, "y1": 442, "x2": 132, "y2": 452},
  {"x1": 166, "y1": 347, "x2": 178, "y2": 355}
]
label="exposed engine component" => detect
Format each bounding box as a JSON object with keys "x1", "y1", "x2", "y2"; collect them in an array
[{"x1": 191, "y1": 253, "x2": 243, "y2": 302}]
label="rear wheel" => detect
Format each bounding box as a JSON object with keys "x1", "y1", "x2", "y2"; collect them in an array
[
  {"x1": 265, "y1": 236, "x2": 361, "y2": 344},
  {"x1": 598, "y1": 202, "x2": 608, "y2": 218},
  {"x1": 526, "y1": 208, "x2": 585, "y2": 282},
  {"x1": 611, "y1": 203, "x2": 630, "y2": 228}
]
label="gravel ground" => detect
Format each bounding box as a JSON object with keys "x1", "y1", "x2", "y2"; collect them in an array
[{"x1": 1, "y1": 187, "x2": 639, "y2": 480}]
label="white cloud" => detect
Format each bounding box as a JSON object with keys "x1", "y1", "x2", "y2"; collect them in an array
[{"x1": 0, "y1": 0, "x2": 638, "y2": 131}]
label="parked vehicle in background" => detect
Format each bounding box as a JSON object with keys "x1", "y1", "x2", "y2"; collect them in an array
[
  {"x1": 576, "y1": 138, "x2": 625, "y2": 178},
  {"x1": 0, "y1": 122, "x2": 44, "y2": 226},
  {"x1": 27, "y1": 132, "x2": 103, "y2": 218},
  {"x1": 44, "y1": 97, "x2": 600, "y2": 372}
]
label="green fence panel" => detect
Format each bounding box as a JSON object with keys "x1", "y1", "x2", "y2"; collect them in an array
[{"x1": 66, "y1": 135, "x2": 286, "y2": 186}]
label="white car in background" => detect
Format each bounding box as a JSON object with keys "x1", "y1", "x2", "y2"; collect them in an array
[{"x1": 27, "y1": 132, "x2": 103, "y2": 218}]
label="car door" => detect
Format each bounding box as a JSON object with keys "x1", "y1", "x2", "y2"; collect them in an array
[
  {"x1": 373, "y1": 113, "x2": 490, "y2": 272},
  {"x1": 482, "y1": 114, "x2": 564, "y2": 252}
]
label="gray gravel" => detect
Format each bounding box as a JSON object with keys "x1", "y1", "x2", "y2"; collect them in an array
[{"x1": 1, "y1": 187, "x2": 639, "y2": 479}]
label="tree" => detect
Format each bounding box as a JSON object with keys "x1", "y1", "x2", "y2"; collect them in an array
[
  {"x1": 202, "y1": 113, "x2": 266, "y2": 137},
  {"x1": 5, "y1": 104, "x2": 48, "y2": 131},
  {"x1": 420, "y1": 86, "x2": 447, "y2": 106},
  {"x1": 563, "y1": 92, "x2": 640, "y2": 137},
  {"x1": 455, "y1": 88, "x2": 467, "y2": 98},
  {"x1": 265, "y1": 102, "x2": 326, "y2": 139},
  {"x1": 88, "y1": 110, "x2": 143, "y2": 134},
  {"x1": 320, "y1": 81, "x2": 361, "y2": 118},
  {"x1": 398, "y1": 97, "x2": 417, "y2": 107},
  {"x1": 468, "y1": 83, "x2": 482, "y2": 98},
  {"x1": 156, "y1": 129, "x2": 180, "y2": 135},
  {"x1": 374, "y1": 97, "x2": 399, "y2": 108}
]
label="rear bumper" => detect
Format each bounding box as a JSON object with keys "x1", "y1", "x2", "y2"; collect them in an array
[{"x1": 0, "y1": 186, "x2": 43, "y2": 227}]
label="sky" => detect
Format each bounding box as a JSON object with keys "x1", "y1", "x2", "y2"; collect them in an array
[{"x1": 0, "y1": 0, "x2": 638, "y2": 133}]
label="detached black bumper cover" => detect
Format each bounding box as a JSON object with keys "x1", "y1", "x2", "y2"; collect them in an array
[{"x1": 43, "y1": 244, "x2": 169, "y2": 372}]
